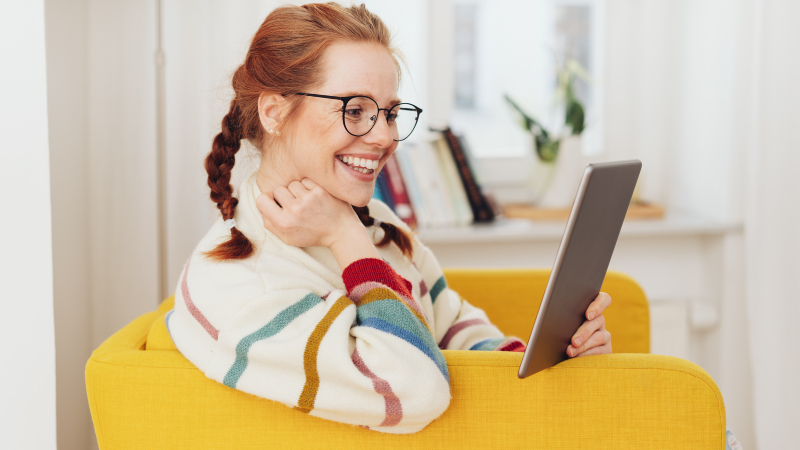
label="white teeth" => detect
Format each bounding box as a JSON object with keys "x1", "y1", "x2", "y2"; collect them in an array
[{"x1": 338, "y1": 155, "x2": 377, "y2": 174}]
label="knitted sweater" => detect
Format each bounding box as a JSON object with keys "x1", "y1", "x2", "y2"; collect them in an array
[{"x1": 167, "y1": 171, "x2": 525, "y2": 434}]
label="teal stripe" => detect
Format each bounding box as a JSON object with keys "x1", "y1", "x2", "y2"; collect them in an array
[
  {"x1": 357, "y1": 299, "x2": 446, "y2": 377},
  {"x1": 223, "y1": 293, "x2": 323, "y2": 388},
  {"x1": 469, "y1": 337, "x2": 507, "y2": 351},
  {"x1": 429, "y1": 276, "x2": 447, "y2": 304}
]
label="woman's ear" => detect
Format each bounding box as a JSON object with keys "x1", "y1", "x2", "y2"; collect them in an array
[{"x1": 257, "y1": 92, "x2": 287, "y2": 136}]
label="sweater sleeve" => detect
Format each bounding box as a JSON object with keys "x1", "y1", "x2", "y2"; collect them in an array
[
  {"x1": 169, "y1": 255, "x2": 450, "y2": 435},
  {"x1": 411, "y1": 237, "x2": 527, "y2": 353}
]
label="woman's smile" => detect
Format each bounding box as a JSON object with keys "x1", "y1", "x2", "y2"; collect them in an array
[{"x1": 335, "y1": 153, "x2": 382, "y2": 181}]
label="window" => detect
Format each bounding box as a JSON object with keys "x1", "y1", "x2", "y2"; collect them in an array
[{"x1": 450, "y1": 0, "x2": 604, "y2": 158}]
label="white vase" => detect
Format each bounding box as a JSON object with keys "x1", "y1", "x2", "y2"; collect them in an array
[{"x1": 531, "y1": 135, "x2": 587, "y2": 209}]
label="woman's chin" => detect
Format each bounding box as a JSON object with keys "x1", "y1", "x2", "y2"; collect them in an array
[
  {"x1": 349, "y1": 195, "x2": 373, "y2": 208},
  {"x1": 341, "y1": 188, "x2": 375, "y2": 208}
]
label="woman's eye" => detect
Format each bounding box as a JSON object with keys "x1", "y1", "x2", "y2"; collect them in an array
[
  {"x1": 386, "y1": 113, "x2": 398, "y2": 124},
  {"x1": 344, "y1": 108, "x2": 363, "y2": 119}
]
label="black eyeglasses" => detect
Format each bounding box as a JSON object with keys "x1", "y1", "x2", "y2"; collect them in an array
[{"x1": 295, "y1": 93, "x2": 422, "y2": 141}]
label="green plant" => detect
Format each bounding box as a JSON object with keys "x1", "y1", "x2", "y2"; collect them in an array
[{"x1": 504, "y1": 59, "x2": 589, "y2": 162}]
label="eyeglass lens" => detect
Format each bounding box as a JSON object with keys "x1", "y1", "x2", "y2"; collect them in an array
[{"x1": 344, "y1": 97, "x2": 419, "y2": 141}]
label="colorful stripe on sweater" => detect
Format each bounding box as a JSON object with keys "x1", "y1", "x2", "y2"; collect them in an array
[
  {"x1": 223, "y1": 293, "x2": 323, "y2": 388},
  {"x1": 344, "y1": 259, "x2": 449, "y2": 383},
  {"x1": 470, "y1": 336, "x2": 527, "y2": 352},
  {"x1": 180, "y1": 258, "x2": 219, "y2": 340}
]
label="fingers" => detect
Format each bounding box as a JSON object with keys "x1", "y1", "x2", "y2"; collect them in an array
[
  {"x1": 570, "y1": 340, "x2": 612, "y2": 358},
  {"x1": 300, "y1": 178, "x2": 318, "y2": 190},
  {"x1": 571, "y1": 313, "x2": 605, "y2": 349},
  {"x1": 287, "y1": 180, "x2": 309, "y2": 198},
  {"x1": 256, "y1": 193, "x2": 283, "y2": 229},
  {"x1": 567, "y1": 328, "x2": 612, "y2": 358},
  {"x1": 272, "y1": 186, "x2": 294, "y2": 208},
  {"x1": 586, "y1": 292, "x2": 612, "y2": 320}
]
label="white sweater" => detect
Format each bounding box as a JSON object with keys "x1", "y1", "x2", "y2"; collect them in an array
[{"x1": 167, "y1": 171, "x2": 524, "y2": 434}]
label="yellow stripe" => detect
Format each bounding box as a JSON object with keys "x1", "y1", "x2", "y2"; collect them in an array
[
  {"x1": 359, "y1": 287, "x2": 431, "y2": 333},
  {"x1": 295, "y1": 295, "x2": 352, "y2": 414}
]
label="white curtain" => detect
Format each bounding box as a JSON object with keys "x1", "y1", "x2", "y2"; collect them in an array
[{"x1": 744, "y1": 1, "x2": 800, "y2": 448}]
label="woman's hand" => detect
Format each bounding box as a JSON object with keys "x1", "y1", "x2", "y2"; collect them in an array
[
  {"x1": 256, "y1": 178, "x2": 359, "y2": 248},
  {"x1": 566, "y1": 292, "x2": 612, "y2": 358},
  {"x1": 256, "y1": 178, "x2": 379, "y2": 270}
]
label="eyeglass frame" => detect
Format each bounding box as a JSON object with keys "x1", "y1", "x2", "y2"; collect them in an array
[{"x1": 294, "y1": 93, "x2": 423, "y2": 141}]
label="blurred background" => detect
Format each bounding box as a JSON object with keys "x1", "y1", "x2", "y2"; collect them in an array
[{"x1": 2, "y1": 0, "x2": 799, "y2": 449}]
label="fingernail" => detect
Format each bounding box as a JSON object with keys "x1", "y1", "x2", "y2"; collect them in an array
[
  {"x1": 588, "y1": 311, "x2": 596, "y2": 320},
  {"x1": 574, "y1": 336, "x2": 582, "y2": 346}
]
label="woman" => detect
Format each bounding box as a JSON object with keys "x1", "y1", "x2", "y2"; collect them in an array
[{"x1": 168, "y1": 2, "x2": 612, "y2": 434}]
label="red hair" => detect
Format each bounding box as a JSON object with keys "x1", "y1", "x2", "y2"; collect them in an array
[{"x1": 204, "y1": 2, "x2": 413, "y2": 262}]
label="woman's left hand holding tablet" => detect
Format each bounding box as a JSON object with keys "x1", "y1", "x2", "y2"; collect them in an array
[
  {"x1": 566, "y1": 292, "x2": 613, "y2": 358},
  {"x1": 256, "y1": 178, "x2": 380, "y2": 270}
]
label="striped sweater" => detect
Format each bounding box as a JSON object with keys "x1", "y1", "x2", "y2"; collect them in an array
[{"x1": 167, "y1": 171, "x2": 525, "y2": 434}]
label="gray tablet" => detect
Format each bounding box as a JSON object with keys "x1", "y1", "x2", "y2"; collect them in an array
[{"x1": 518, "y1": 160, "x2": 642, "y2": 379}]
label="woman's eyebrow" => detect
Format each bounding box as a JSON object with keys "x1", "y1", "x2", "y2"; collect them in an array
[{"x1": 338, "y1": 91, "x2": 402, "y2": 106}]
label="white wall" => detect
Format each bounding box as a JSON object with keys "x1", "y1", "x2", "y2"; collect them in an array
[{"x1": 0, "y1": 1, "x2": 58, "y2": 449}]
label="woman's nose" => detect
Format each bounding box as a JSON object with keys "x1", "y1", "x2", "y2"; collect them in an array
[{"x1": 364, "y1": 113, "x2": 394, "y2": 147}]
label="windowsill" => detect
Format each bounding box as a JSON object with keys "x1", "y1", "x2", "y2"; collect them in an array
[{"x1": 416, "y1": 212, "x2": 742, "y2": 245}]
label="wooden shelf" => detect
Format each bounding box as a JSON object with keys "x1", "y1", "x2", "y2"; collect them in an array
[
  {"x1": 415, "y1": 211, "x2": 741, "y2": 245},
  {"x1": 503, "y1": 202, "x2": 666, "y2": 221}
]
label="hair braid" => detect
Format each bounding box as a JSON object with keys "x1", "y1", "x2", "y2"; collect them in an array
[
  {"x1": 203, "y1": 100, "x2": 255, "y2": 261},
  {"x1": 352, "y1": 205, "x2": 413, "y2": 259}
]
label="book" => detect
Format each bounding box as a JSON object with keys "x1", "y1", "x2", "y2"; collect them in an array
[
  {"x1": 409, "y1": 141, "x2": 455, "y2": 227},
  {"x1": 434, "y1": 135, "x2": 474, "y2": 226},
  {"x1": 394, "y1": 145, "x2": 431, "y2": 229},
  {"x1": 375, "y1": 168, "x2": 395, "y2": 211},
  {"x1": 442, "y1": 127, "x2": 496, "y2": 222},
  {"x1": 382, "y1": 154, "x2": 417, "y2": 229},
  {"x1": 372, "y1": 170, "x2": 391, "y2": 207}
]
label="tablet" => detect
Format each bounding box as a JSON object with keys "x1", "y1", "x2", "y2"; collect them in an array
[{"x1": 518, "y1": 160, "x2": 642, "y2": 379}]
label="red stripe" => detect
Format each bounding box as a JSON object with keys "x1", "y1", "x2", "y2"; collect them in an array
[
  {"x1": 497, "y1": 339, "x2": 526, "y2": 352},
  {"x1": 181, "y1": 258, "x2": 219, "y2": 340},
  {"x1": 438, "y1": 318, "x2": 489, "y2": 349},
  {"x1": 342, "y1": 258, "x2": 412, "y2": 299},
  {"x1": 352, "y1": 349, "x2": 403, "y2": 427}
]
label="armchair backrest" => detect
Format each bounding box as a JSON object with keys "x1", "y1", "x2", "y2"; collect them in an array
[{"x1": 442, "y1": 268, "x2": 650, "y2": 353}]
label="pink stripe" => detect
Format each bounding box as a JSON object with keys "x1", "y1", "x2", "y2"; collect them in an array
[
  {"x1": 438, "y1": 318, "x2": 489, "y2": 349},
  {"x1": 181, "y1": 258, "x2": 219, "y2": 340},
  {"x1": 352, "y1": 349, "x2": 403, "y2": 427},
  {"x1": 349, "y1": 281, "x2": 427, "y2": 320}
]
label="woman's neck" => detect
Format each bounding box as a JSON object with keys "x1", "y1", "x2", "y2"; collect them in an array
[{"x1": 255, "y1": 152, "x2": 297, "y2": 196}]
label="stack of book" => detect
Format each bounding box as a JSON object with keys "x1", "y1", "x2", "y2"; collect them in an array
[{"x1": 373, "y1": 127, "x2": 496, "y2": 229}]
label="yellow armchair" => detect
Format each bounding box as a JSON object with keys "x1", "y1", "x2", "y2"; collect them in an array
[{"x1": 86, "y1": 269, "x2": 725, "y2": 449}]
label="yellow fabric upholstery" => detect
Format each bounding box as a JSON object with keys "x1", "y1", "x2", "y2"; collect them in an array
[
  {"x1": 87, "y1": 269, "x2": 723, "y2": 449},
  {"x1": 443, "y1": 269, "x2": 650, "y2": 354}
]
